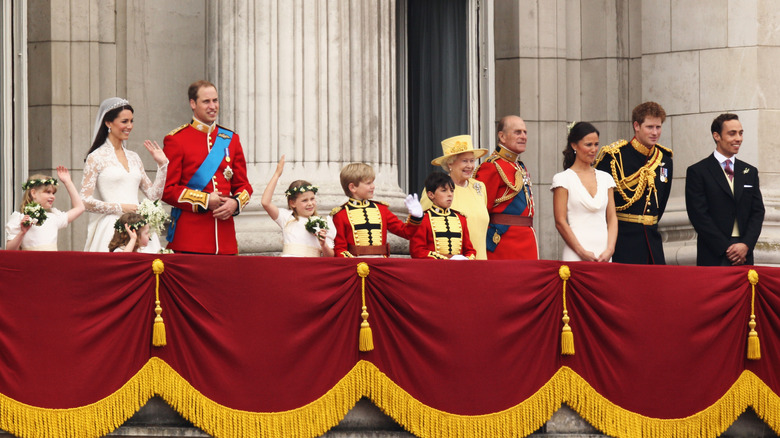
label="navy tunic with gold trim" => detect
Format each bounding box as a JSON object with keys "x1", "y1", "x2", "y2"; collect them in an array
[{"x1": 595, "y1": 137, "x2": 673, "y2": 264}]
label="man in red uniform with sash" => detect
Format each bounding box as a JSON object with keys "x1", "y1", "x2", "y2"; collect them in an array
[
  {"x1": 474, "y1": 115, "x2": 538, "y2": 260},
  {"x1": 162, "y1": 80, "x2": 252, "y2": 254}
]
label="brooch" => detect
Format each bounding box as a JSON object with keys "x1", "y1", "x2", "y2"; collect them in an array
[{"x1": 223, "y1": 166, "x2": 234, "y2": 180}]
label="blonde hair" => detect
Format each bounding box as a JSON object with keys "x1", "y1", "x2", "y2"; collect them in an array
[
  {"x1": 108, "y1": 213, "x2": 147, "y2": 252},
  {"x1": 20, "y1": 173, "x2": 57, "y2": 211},
  {"x1": 339, "y1": 163, "x2": 375, "y2": 197}
]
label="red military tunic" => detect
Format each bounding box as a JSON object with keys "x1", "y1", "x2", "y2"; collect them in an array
[
  {"x1": 474, "y1": 145, "x2": 538, "y2": 260},
  {"x1": 410, "y1": 206, "x2": 476, "y2": 259},
  {"x1": 162, "y1": 119, "x2": 252, "y2": 254},
  {"x1": 331, "y1": 198, "x2": 421, "y2": 258}
]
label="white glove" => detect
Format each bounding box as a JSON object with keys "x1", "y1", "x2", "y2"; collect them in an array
[
  {"x1": 404, "y1": 193, "x2": 423, "y2": 218},
  {"x1": 450, "y1": 254, "x2": 469, "y2": 261}
]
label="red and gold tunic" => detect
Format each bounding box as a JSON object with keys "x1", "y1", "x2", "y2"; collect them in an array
[
  {"x1": 331, "y1": 198, "x2": 421, "y2": 258},
  {"x1": 474, "y1": 145, "x2": 538, "y2": 260},
  {"x1": 162, "y1": 119, "x2": 252, "y2": 255},
  {"x1": 410, "y1": 206, "x2": 476, "y2": 259}
]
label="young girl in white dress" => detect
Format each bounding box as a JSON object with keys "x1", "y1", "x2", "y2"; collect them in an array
[
  {"x1": 5, "y1": 167, "x2": 85, "y2": 251},
  {"x1": 261, "y1": 156, "x2": 336, "y2": 257},
  {"x1": 109, "y1": 213, "x2": 151, "y2": 253},
  {"x1": 80, "y1": 97, "x2": 168, "y2": 253},
  {"x1": 551, "y1": 122, "x2": 618, "y2": 262}
]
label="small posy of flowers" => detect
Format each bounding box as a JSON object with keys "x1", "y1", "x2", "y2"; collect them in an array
[
  {"x1": 22, "y1": 202, "x2": 47, "y2": 227},
  {"x1": 158, "y1": 248, "x2": 174, "y2": 254},
  {"x1": 138, "y1": 199, "x2": 170, "y2": 235},
  {"x1": 304, "y1": 216, "x2": 328, "y2": 236},
  {"x1": 285, "y1": 185, "x2": 318, "y2": 197}
]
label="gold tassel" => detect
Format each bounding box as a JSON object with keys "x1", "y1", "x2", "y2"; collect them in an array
[
  {"x1": 747, "y1": 269, "x2": 760, "y2": 360},
  {"x1": 152, "y1": 259, "x2": 166, "y2": 347},
  {"x1": 357, "y1": 262, "x2": 373, "y2": 352},
  {"x1": 559, "y1": 265, "x2": 574, "y2": 355}
]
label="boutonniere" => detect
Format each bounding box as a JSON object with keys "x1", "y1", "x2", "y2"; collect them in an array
[{"x1": 743, "y1": 168, "x2": 750, "y2": 174}]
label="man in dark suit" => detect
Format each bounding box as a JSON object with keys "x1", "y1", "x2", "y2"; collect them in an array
[{"x1": 685, "y1": 113, "x2": 764, "y2": 266}]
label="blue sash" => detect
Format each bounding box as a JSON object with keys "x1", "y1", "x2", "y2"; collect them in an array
[{"x1": 167, "y1": 127, "x2": 233, "y2": 242}]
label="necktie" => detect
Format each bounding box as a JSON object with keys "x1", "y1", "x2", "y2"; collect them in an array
[{"x1": 724, "y1": 160, "x2": 734, "y2": 182}]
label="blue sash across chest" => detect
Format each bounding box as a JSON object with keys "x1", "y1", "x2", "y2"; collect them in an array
[{"x1": 166, "y1": 128, "x2": 233, "y2": 242}]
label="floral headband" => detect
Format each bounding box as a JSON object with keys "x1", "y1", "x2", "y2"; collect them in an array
[
  {"x1": 114, "y1": 218, "x2": 147, "y2": 233},
  {"x1": 22, "y1": 178, "x2": 58, "y2": 191},
  {"x1": 284, "y1": 184, "x2": 318, "y2": 197}
]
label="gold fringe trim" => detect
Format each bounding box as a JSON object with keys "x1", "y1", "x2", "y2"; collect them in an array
[{"x1": 0, "y1": 360, "x2": 779, "y2": 438}]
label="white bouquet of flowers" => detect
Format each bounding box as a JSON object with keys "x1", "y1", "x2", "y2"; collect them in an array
[
  {"x1": 138, "y1": 199, "x2": 170, "y2": 235},
  {"x1": 304, "y1": 216, "x2": 329, "y2": 240},
  {"x1": 22, "y1": 202, "x2": 47, "y2": 226}
]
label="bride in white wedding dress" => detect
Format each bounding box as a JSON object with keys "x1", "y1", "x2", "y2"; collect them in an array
[{"x1": 80, "y1": 97, "x2": 169, "y2": 253}]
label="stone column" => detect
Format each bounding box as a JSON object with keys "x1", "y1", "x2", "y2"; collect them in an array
[
  {"x1": 206, "y1": 0, "x2": 403, "y2": 254},
  {"x1": 26, "y1": 0, "x2": 120, "y2": 251},
  {"x1": 643, "y1": 0, "x2": 780, "y2": 266}
]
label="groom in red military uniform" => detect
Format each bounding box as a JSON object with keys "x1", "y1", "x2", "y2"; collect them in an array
[
  {"x1": 474, "y1": 115, "x2": 538, "y2": 260},
  {"x1": 162, "y1": 80, "x2": 252, "y2": 254}
]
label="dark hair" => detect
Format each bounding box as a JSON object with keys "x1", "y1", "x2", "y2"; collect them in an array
[
  {"x1": 563, "y1": 122, "x2": 600, "y2": 170},
  {"x1": 108, "y1": 212, "x2": 147, "y2": 252},
  {"x1": 632, "y1": 101, "x2": 666, "y2": 125},
  {"x1": 424, "y1": 172, "x2": 455, "y2": 194},
  {"x1": 188, "y1": 80, "x2": 217, "y2": 102},
  {"x1": 711, "y1": 113, "x2": 739, "y2": 135},
  {"x1": 85, "y1": 104, "x2": 134, "y2": 160}
]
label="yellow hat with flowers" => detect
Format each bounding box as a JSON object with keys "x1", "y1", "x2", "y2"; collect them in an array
[{"x1": 431, "y1": 134, "x2": 488, "y2": 166}]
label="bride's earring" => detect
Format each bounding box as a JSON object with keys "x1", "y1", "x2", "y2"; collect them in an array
[{"x1": 108, "y1": 127, "x2": 111, "y2": 134}]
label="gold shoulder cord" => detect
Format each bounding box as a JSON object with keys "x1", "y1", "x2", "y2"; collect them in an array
[
  {"x1": 493, "y1": 161, "x2": 533, "y2": 214},
  {"x1": 609, "y1": 148, "x2": 663, "y2": 212}
]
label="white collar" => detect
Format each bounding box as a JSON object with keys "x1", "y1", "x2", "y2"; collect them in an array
[{"x1": 713, "y1": 150, "x2": 734, "y2": 166}]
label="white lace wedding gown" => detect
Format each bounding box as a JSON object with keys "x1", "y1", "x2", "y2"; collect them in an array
[{"x1": 80, "y1": 142, "x2": 168, "y2": 253}]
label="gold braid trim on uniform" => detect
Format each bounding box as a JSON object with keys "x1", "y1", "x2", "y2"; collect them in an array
[
  {"x1": 166, "y1": 124, "x2": 188, "y2": 137},
  {"x1": 429, "y1": 208, "x2": 463, "y2": 257},
  {"x1": 178, "y1": 189, "x2": 209, "y2": 213},
  {"x1": 492, "y1": 160, "x2": 534, "y2": 214},
  {"x1": 235, "y1": 189, "x2": 250, "y2": 211},
  {"x1": 600, "y1": 140, "x2": 664, "y2": 212}
]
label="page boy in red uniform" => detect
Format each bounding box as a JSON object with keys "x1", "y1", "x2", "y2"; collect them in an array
[
  {"x1": 410, "y1": 172, "x2": 476, "y2": 260},
  {"x1": 331, "y1": 163, "x2": 422, "y2": 257}
]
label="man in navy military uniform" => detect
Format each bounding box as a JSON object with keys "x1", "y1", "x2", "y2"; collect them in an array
[{"x1": 595, "y1": 102, "x2": 673, "y2": 264}]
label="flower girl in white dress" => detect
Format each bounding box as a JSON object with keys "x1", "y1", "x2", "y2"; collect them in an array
[
  {"x1": 5, "y1": 167, "x2": 85, "y2": 251},
  {"x1": 80, "y1": 97, "x2": 168, "y2": 253},
  {"x1": 261, "y1": 156, "x2": 336, "y2": 257}
]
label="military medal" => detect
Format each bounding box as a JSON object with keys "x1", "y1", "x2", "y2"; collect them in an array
[
  {"x1": 660, "y1": 167, "x2": 668, "y2": 182},
  {"x1": 225, "y1": 148, "x2": 231, "y2": 163},
  {"x1": 224, "y1": 166, "x2": 234, "y2": 180}
]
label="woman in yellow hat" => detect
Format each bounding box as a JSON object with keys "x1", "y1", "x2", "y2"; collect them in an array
[{"x1": 421, "y1": 134, "x2": 490, "y2": 259}]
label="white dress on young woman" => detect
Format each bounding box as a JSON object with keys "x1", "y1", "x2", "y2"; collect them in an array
[
  {"x1": 80, "y1": 142, "x2": 167, "y2": 253},
  {"x1": 550, "y1": 168, "x2": 616, "y2": 261},
  {"x1": 5, "y1": 209, "x2": 69, "y2": 251},
  {"x1": 273, "y1": 209, "x2": 336, "y2": 257}
]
